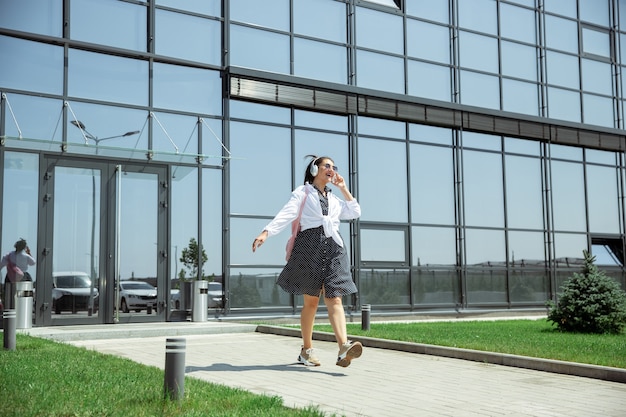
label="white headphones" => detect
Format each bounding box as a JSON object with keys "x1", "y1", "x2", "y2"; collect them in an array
[{"x1": 309, "y1": 157, "x2": 321, "y2": 177}]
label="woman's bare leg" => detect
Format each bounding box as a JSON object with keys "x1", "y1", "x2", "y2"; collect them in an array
[
  {"x1": 324, "y1": 296, "x2": 348, "y2": 348},
  {"x1": 301, "y1": 294, "x2": 320, "y2": 348}
]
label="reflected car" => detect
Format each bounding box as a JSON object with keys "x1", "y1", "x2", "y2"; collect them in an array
[
  {"x1": 52, "y1": 271, "x2": 99, "y2": 314},
  {"x1": 207, "y1": 282, "x2": 223, "y2": 308},
  {"x1": 118, "y1": 281, "x2": 157, "y2": 313}
]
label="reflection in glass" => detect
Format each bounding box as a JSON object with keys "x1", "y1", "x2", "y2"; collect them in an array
[
  {"x1": 500, "y1": 3, "x2": 535, "y2": 44},
  {"x1": 553, "y1": 233, "x2": 587, "y2": 261},
  {"x1": 171, "y1": 166, "x2": 198, "y2": 278},
  {"x1": 463, "y1": 150, "x2": 504, "y2": 228},
  {"x1": 586, "y1": 165, "x2": 619, "y2": 234},
  {"x1": 546, "y1": 51, "x2": 579, "y2": 89},
  {"x1": 358, "y1": 116, "x2": 405, "y2": 139},
  {"x1": 0, "y1": 36, "x2": 63, "y2": 95},
  {"x1": 52, "y1": 167, "x2": 100, "y2": 318},
  {"x1": 582, "y1": 94, "x2": 614, "y2": 128},
  {"x1": 71, "y1": 0, "x2": 146, "y2": 51},
  {"x1": 356, "y1": 50, "x2": 404, "y2": 94},
  {"x1": 356, "y1": 6, "x2": 403, "y2": 55},
  {"x1": 465, "y1": 229, "x2": 506, "y2": 265},
  {"x1": 153, "y1": 63, "x2": 221, "y2": 114},
  {"x1": 230, "y1": 25, "x2": 290, "y2": 74},
  {"x1": 230, "y1": 122, "x2": 292, "y2": 216},
  {"x1": 407, "y1": 20, "x2": 450, "y2": 64},
  {"x1": 543, "y1": 0, "x2": 577, "y2": 18},
  {"x1": 460, "y1": 71, "x2": 499, "y2": 110},
  {"x1": 201, "y1": 117, "x2": 225, "y2": 164},
  {"x1": 582, "y1": 27, "x2": 610, "y2": 58},
  {"x1": 459, "y1": 31, "x2": 498, "y2": 73},
  {"x1": 544, "y1": 15, "x2": 578, "y2": 54},
  {"x1": 1, "y1": 152, "x2": 39, "y2": 286},
  {"x1": 361, "y1": 229, "x2": 406, "y2": 263},
  {"x1": 151, "y1": 112, "x2": 198, "y2": 156},
  {"x1": 550, "y1": 144, "x2": 582, "y2": 161},
  {"x1": 410, "y1": 145, "x2": 455, "y2": 225},
  {"x1": 228, "y1": 268, "x2": 288, "y2": 308},
  {"x1": 294, "y1": 38, "x2": 347, "y2": 84},
  {"x1": 505, "y1": 155, "x2": 544, "y2": 229},
  {"x1": 2, "y1": 94, "x2": 63, "y2": 144},
  {"x1": 551, "y1": 161, "x2": 586, "y2": 232},
  {"x1": 69, "y1": 50, "x2": 148, "y2": 106},
  {"x1": 230, "y1": 0, "x2": 289, "y2": 31},
  {"x1": 156, "y1": 10, "x2": 221, "y2": 64},
  {"x1": 413, "y1": 269, "x2": 458, "y2": 305},
  {"x1": 409, "y1": 124, "x2": 452, "y2": 145},
  {"x1": 358, "y1": 138, "x2": 408, "y2": 222},
  {"x1": 579, "y1": 0, "x2": 609, "y2": 26},
  {"x1": 359, "y1": 269, "x2": 410, "y2": 306},
  {"x1": 293, "y1": 0, "x2": 346, "y2": 43},
  {"x1": 407, "y1": 60, "x2": 451, "y2": 102},
  {"x1": 547, "y1": 87, "x2": 581, "y2": 123},
  {"x1": 509, "y1": 269, "x2": 548, "y2": 302},
  {"x1": 501, "y1": 41, "x2": 537, "y2": 81},
  {"x1": 412, "y1": 226, "x2": 456, "y2": 265},
  {"x1": 458, "y1": 0, "x2": 497, "y2": 35},
  {"x1": 202, "y1": 168, "x2": 223, "y2": 276},
  {"x1": 230, "y1": 100, "x2": 291, "y2": 124},
  {"x1": 294, "y1": 110, "x2": 347, "y2": 132},
  {"x1": 0, "y1": 0, "x2": 62, "y2": 36},
  {"x1": 582, "y1": 59, "x2": 612, "y2": 95},
  {"x1": 504, "y1": 137, "x2": 540, "y2": 156},
  {"x1": 585, "y1": 149, "x2": 616, "y2": 165},
  {"x1": 406, "y1": 0, "x2": 449, "y2": 23},
  {"x1": 462, "y1": 131, "x2": 501, "y2": 151},
  {"x1": 466, "y1": 268, "x2": 507, "y2": 304},
  {"x1": 508, "y1": 231, "x2": 545, "y2": 265}
]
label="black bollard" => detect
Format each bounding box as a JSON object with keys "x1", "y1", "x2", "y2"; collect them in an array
[
  {"x1": 164, "y1": 338, "x2": 186, "y2": 400},
  {"x1": 3, "y1": 309, "x2": 16, "y2": 350},
  {"x1": 361, "y1": 304, "x2": 371, "y2": 331}
]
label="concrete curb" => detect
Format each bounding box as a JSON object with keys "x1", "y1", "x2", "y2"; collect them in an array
[{"x1": 255, "y1": 324, "x2": 626, "y2": 384}]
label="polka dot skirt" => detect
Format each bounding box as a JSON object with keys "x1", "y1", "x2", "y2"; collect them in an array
[{"x1": 276, "y1": 189, "x2": 357, "y2": 298}]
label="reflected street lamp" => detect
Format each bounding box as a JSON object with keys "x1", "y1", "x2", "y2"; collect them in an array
[{"x1": 69, "y1": 120, "x2": 139, "y2": 317}]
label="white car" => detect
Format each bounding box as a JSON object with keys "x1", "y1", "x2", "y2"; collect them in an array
[
  {"x1": 52, "y1": 271, "x2": 99, "y2": 314},
  {"x1": 207, "y1": 281, "x2": 223, "y2": 308},
  {"x1": 118, "y1": 281, "x2": 157, "y2": 313}
]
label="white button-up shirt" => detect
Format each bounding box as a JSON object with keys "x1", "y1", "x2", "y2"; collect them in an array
[{"x1": 263, "y1": 183, "x2": 361, "y2": 247}]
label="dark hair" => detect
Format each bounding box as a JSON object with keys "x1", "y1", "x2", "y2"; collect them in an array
[
  {"x1": 14, "y1": 238, "x2": 27, "y2": 252},
  {"x1": 303, "y1": 154, "x2": 332, "y2": 185}
]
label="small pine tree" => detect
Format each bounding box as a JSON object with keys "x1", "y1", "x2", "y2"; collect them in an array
[{"x1": 547, "y1": 250, "x2": 626, "y2": 334}]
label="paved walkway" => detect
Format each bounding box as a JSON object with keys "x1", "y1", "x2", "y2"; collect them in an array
[{"x1": 24, "y1": 320, "x2": 626, "y2": 417}]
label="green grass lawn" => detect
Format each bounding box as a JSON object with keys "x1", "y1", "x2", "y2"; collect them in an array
[
  {"x1": 313, "y1": 318, "x2": 626, "y2": 369},
  {"x1": 0, "y1": 335, "x2": 328, "y2": 417}
]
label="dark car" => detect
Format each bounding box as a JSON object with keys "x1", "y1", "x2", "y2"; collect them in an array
[{"x1": 52, "y1": 271, "x2": 99, "y2": 314}]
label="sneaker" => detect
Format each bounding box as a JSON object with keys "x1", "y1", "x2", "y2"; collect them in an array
[
  {"x1": 298, "y1": 346, "x2": 321, "y2": 366},
  {"x1": 336, "y1": 341, "x2": 363, "y2": 368}
]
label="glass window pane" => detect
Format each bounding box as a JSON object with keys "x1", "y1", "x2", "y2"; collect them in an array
[
  {"x1": 553, "y1": 233, "x2": 587, "y2": 261},
  {"x1": 543, "y1": 0, "x2": 577, "y2": 18},
  {"x1": 0, "y1": 0, "x2": 62, "y2": 36},
  {"x1": 505, "y1": 155, "x2": 544, "y2": 229},
  {"x1": 406, "y1": 0, "x2": 449, "y2": 23},
  {"x1": 409, "y1": 124, "x2": 452, "y2": 145},
  {"x1": 460, "y1": 71, "x2": 500, "y2": 110},
  {"x1": 581, "y1": 59, "x2": 612, "y2": 95},
  {"x1": 361, "y1": 229, "x2": 406, "y2": 262},
  {"x1": 71, "y1": 0, "x2": 147, "y2": 51},
  {"x1": 508, "y1": 231, "x2": 545, "y2": 264},
  {"x1": 230, "y1": 100, "x2": 291, "y2": 125},
  {"x1": 230, "y1": 25, "x2": 290, "y2": 74},
  {"x1": 547, "y1": 87, "x2": 581, "y2": 123},
  {"x1": 356, "y1": 50, "x2": 405, "y2": 95},
  {"x1": 583, "y1": 94, "x2": 615, "y2": 128},
  {"x1": 502, "y1": 79, "x2": 539, "y2": 117},
  {"x1": 465, "y1": 229, "x2": 506, "y2": 264},
  {"x1": 582, "y1": 27, "x2": 611, "y2": 58},
  {"x1": 459, "y1": 31, "x2": 498, "y2": 73},
  {"x1": 586, "y1": 149, "x2": 616, "y2": 165},
  {"x1": 509, "y1": 269, "x2": 549, "y2": 302},
  {"x1": 230, "y1": 122, "x2": 292, "y2": 215},
  {"x1": 153, "y1": 63, "x2": 221, "y2": 115},
  {"x1": 407, "y1": 20, "x2": 450, "y2": 64},
  {"x1": 501, "y1": 41, "x2": 537, "y2": 81},
  {"x1": 358, "y1": 116, "x2": 405, "y2": 139},
  {"x1": 156, "y1": 10, "x2": 221, "y2": 65},
  {"x1": 230, "y1": 0, "x2": 290, "y2": 31},
  {"x1": 545, "y1": 15, "x2": 578, "y2": 54},
  {"x1": 157, "y1": 0, "x2": 220, "y2": 16},
  {"x1": 356, "y1": 6, "x2": 403, "y2": 55},
  {"x1": 462, "y1": 132, "x2": 501, "y2": 151},
  {"x1": 200, "y1": 117, "x2": 224, "y2": 165},
  {"x1": 359, "y1": 138, "x2": 408, "y2": 222},
  {"x1": 294, "y1": 38, "x2": 347, "y2": 84},
  {"x1": 151, "y1": 112, "x2": 198, "y2": 156},
  {"x1": 0, "y1": 36, "x2": 63, "y2": 95},
  {"x1": 69, "y1": 49, "x2": 148, "y2": 106},
  {"x1": 407, "y1": 61, "x2": 451, "y2": 102},
  {"x1": 463, "y1": 150, "x2": 504, "y2": 228},
  {"x1": 546, "y1": 51, "x2": 579, "y2": 89},
  {"x1": 500, "y1": 3, "x2": 536, "y2": 44},
  {"x1": 294, "y1": 110, "x2": 347, "y2": 132},
  {"x1": 504, "y1": 137, "x2": 540, "y2": 156},
  {"x1": 579, "y1": 0, "x2": 609, "y2": 26},
  {"x1": 202, "y1": 168, "x2": 223, "y2": 275},
  {"x1": 412, "y1": 226, "x2": 456, "y2": 265},
  {"x1": 550, "y1": 144, "x2": 582, "y2": 161},
  {"x1": 294, "y1": 130, "x2": 349, "y2": 187},
  {"x1": 359, "y1": 269, "x2": 410, "y2": 306},
  {"x1": 586, "y1": 165, "x2": 619, "y2": 233},
  {"x1": 171, "y1": 166, "x2": 199, "y2": 278},
  {"x1": 2, "y1": 94, "x2": 63, "y2": 144},
  {"x1": 410, "y1": 144, "x2": 455, "y2": 225},
  {"x1": 551, "y1": 160, "x2": 586, "y2": 232},
  {"x1": 293, "y1": 0, "x2": 346, "y2": 43},
  {"x1": 458, "y1": 0, "x2": 497, "y2": 35},
  {"x1": 414, "y1": 269, "x2": 458, "y2": 305}
]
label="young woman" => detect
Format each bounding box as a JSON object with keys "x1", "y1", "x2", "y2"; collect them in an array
[
  {"x1": 1, "y1": 238, "x2": 36, "y2": 309},
  {"x1": 252, "y1": 155, "x2": 363, "y2": 367}
]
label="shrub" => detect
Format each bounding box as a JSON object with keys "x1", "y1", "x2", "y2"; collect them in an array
[{"x1": 547, "y1": 250, "x2": 626, "y2": 334}]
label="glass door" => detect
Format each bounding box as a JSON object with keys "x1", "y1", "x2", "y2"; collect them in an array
[{"x1": 37, "y1": 158, "x2": 168, "y2": 325}]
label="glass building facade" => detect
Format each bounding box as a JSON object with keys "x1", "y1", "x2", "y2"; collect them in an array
[{"x1": 1, "y1": 0, "x2": 625, "y2": 326}]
